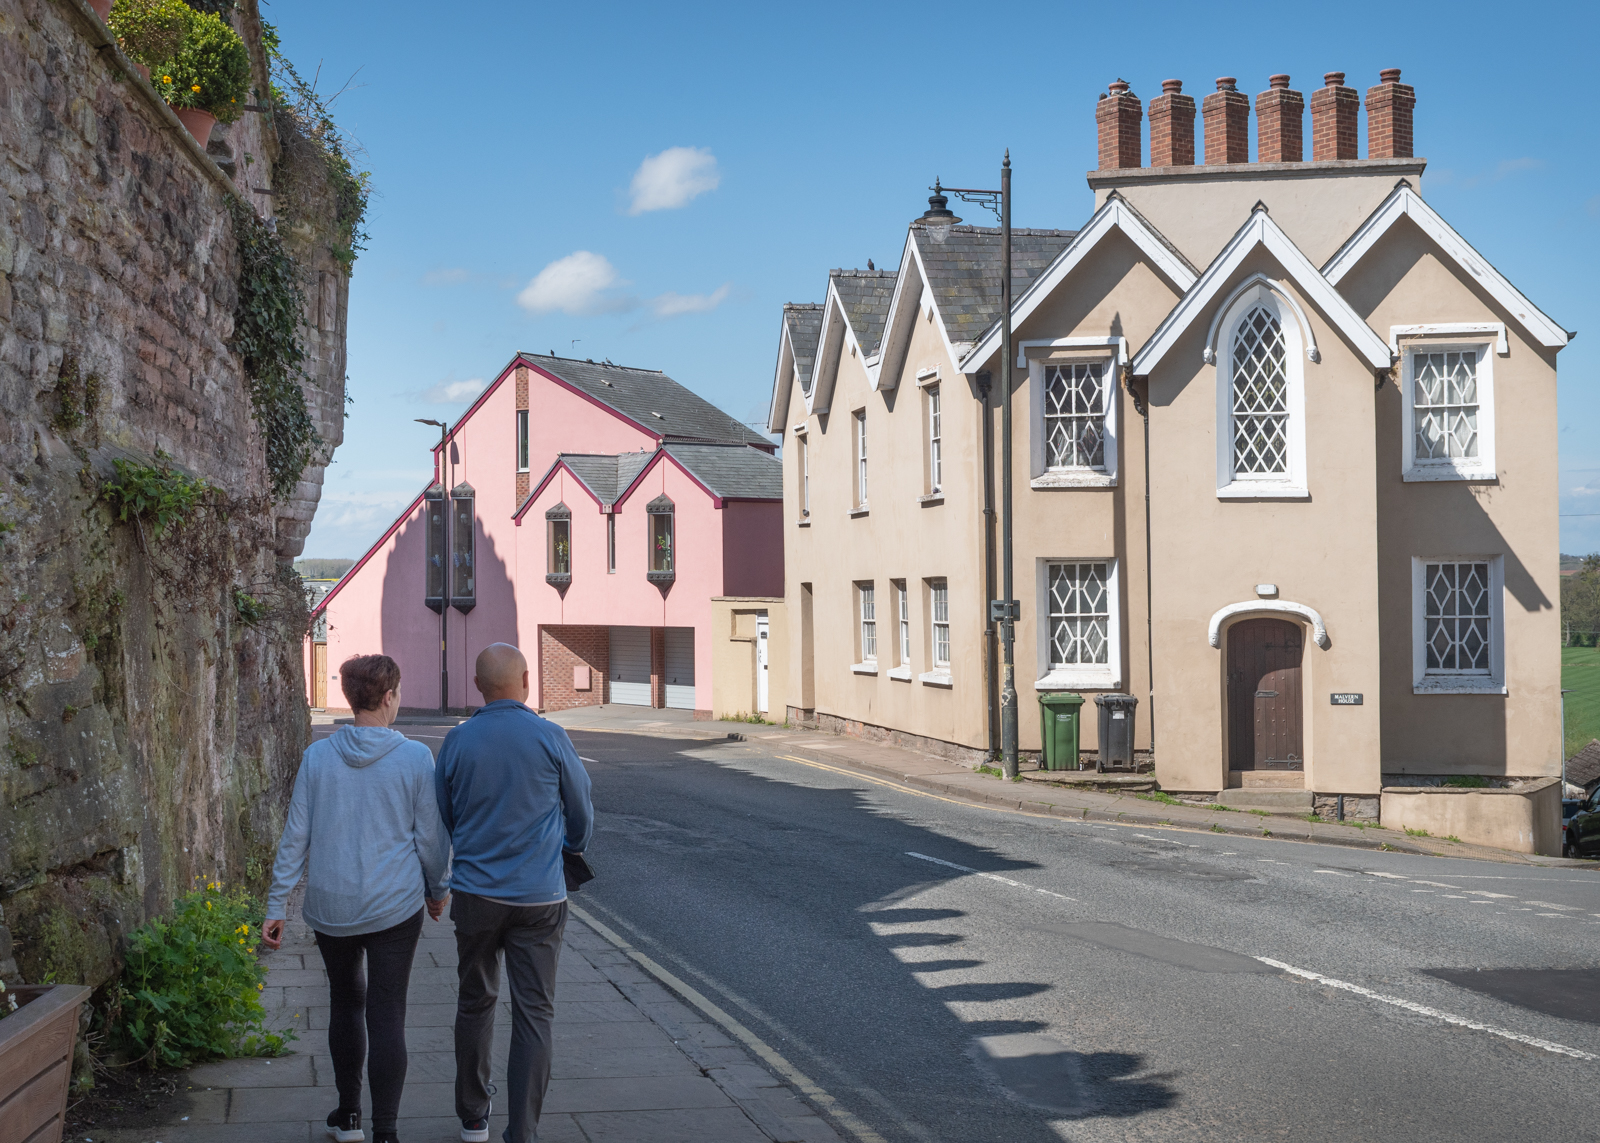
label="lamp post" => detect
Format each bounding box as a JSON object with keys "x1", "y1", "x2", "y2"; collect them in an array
[
  {"x1": 416, "y1": 417, "x2": 449, "y2": 714},
  {"x1": 919, "y1": 153, "x2": 1019, "y2": 777}
]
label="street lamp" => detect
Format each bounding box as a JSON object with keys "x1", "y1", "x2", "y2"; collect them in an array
[
  {"x1": 416, "y1": 417, "x2": 449, "y2": 714},
  {"x1": 921, "y1": 153, "x2": 1020, "y2": 777}
]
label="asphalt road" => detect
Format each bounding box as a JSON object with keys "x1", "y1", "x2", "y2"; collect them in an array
[{"x1": 352, "y1": 721, "x2": 1600, "y2": 1142}]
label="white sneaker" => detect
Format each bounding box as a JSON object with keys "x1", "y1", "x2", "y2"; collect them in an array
[
  {"x1": 326, "y1": 1108, "x2": 364, "y2": 1142},
  {"x1": 460, "y1": 1100, "x2": 491, "y2": 1143}
]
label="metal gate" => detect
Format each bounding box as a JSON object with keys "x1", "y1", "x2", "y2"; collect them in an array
[
  {"x1": 664, "y1": 627, "x2": 695, "y2": 710},
  {"x1": 608, "y1": 626, "x2": 652, "y2": 706}
]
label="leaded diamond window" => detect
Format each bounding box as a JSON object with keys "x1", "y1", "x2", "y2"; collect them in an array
[
  {"x1": 1231, "y1": 305, "x2": 1289, "y2": 476},
  {"x1": 1413, "y1": 351, "x2": 1479, "y2": 461},
  {"x1": 1424, "y1": 562, "x2": 1491, "y2": 673},
  {"x1": 1044, "y1": 363, "x2": 1105, "y2": 469},
  {"x1": 1048, "y1": 562, "x2": 1109, "y2": 668}
]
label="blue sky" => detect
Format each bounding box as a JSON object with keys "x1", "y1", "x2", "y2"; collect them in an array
[{"x1": 273, "y1": 0, "x2": 1600, "y2": 561}]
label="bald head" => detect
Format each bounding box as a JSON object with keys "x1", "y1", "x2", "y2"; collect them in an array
[{"x1": 474, "y1": 643, "x2": 530, "y2": 704}]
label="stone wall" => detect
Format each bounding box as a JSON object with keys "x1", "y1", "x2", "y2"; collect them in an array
[{"x1": 0, "y1": 0, "x2": 347, "y2": 987}]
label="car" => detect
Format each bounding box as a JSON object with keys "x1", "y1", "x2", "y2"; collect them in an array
[{"x1": 1565, "y1": 789, "x2": 1600, "y2": 858}]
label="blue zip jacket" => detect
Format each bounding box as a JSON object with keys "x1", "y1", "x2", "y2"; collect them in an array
[{"x1": 434, "y1": 700, "x2": 594, "y2": 906}]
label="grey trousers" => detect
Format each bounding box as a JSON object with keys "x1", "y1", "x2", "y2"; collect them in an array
[{"x1": 451, "y1": 893, "x2": 568, "y2": 1143}]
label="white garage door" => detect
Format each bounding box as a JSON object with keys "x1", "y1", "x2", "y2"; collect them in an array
[
  {"x1": 609, "y1": 626, "x2": 652, "y2": 706},
  {"x1": 664, "y1": 627, "x2": 696, "y2": 710}
]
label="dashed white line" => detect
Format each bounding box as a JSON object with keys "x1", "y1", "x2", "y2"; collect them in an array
[
  {"x1": 906, "y1": 852, "x2": 1076, "y2": 900},
  {"x1": 1526, "y1": 901, "x2": 1581, "y2": 911},
  {"x1": 1256, "y1": 957, "x2": 1598, "y2": 1061}
]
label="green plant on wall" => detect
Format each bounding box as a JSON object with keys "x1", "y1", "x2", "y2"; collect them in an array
[
  {"x1": 106, "y1": 0, "x2": 191, "y2": 71},
  {"x1": 233, "y1": 588, "x2": 266, "y2": 626},
  {"x1": 227, "y1": 198, "x2": 322, "y2": 500},
  {"x1": 164, "y1": 7, "x2": 250, "y2": 122},
  {"x1": 106, "y1": 883, "x2": 291, "y2": 1068},
  {"x1": 50, "y1": 356, "x2": 102, "y2": 435},
  {"x1": 101, "y1": 456, "x2": 210, "y2": 537},
  {"x1": 263, "y1": 24, "x2": 372, "y2": 272}
]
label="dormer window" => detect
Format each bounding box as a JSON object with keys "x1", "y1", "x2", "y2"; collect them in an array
[
  {"x1": 1401, "y1": 342, "x2": 1496, "y2": 481},
  {"x1": 647, "y1": 495, "x2": 674, "y2": 583},
  {"x1": 546, "y1": 502, "x2": 571, "y2": 587}
]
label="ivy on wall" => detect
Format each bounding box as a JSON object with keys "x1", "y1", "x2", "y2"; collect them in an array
[{"x1": 226, "y1": 197, "x2": 321, "y2": 501}]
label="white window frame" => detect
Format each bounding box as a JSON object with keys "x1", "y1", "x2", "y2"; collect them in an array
[
  {"x1": 1035, "y1": 558, "x2": 1121, "y2": 690},
  {"x1": 516, "y1": 409, "x2": 530, "y2": 473},
  {"x1": 1024, "y1": 337, "x2": 1122, "y2": 489},
  {"x1": 1216, "y1": 284, "x2": 1308, "y2": 499},
  {"x1": 854, "y1": 410, "x2": 869, "y2": 509},
  {"x1": 606, "y1": 511, "x2": 616, "y2": 574},
  {"x1": 795, "y1": 429, "x2": 810, "y2": 521},
  {"x1": 853, "y1": 581, "x2": 878, "y2": 673},
  {"x1": 1399, "y1": 339, "x2": 1497, "y2": 482},
  {"x1": 919, "y1": 577, "x2": 952, "y2": 687},
  {"x1": 1411, "y1": 556, "x2": 1505, "y2": 694},
  {"x1": 927, "y1": 384, "x2": 943, "y2": 494},
  {"x1": 888, "y1": 579, "x2": 912, "y2": 680}
]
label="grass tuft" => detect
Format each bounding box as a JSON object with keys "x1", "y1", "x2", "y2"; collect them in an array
[
  {"x1": 1404, "y1": 827, "x2": 1431, "y2": 838},
  {"x1": 1134, "y1": 791, "x2": 1185, "y2": 806}
]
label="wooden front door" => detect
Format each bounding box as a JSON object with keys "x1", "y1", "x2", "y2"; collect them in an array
[
  {"x1": 312, "y1": 642, "x2": 328, "y2": 710},
  {"x1": 1227, "y1": 618, "x2": 1303, "y2": 770}
]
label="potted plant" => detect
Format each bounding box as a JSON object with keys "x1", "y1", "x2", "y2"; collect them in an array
[
  {"x1": 105, "y1": 0, "x2": 189, "y2": 82},
  {"x1": 162, "y1": 7, "x2": 250, "y2": 145},
  {"x1": 0, "y1": 976, "x2": 93, "y2": 1143}
]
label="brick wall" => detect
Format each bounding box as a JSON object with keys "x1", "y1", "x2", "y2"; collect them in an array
[
  {"x1": 539, "y1": 625, "x2": 609, "y2": 711},
  {"x1": 1255, "y1": 76, "x2": 1304, "y2": 163},
  {"x1": 650, "y1": 626, "x2": 666, "y2": 709},
  {"x1": 516, "y1": 365, "x2": 530, "y2": 504}
]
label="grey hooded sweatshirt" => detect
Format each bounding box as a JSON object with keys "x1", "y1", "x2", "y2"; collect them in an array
[{"x1": 265, "y1": 726, "x2": 450, "y2": 937}]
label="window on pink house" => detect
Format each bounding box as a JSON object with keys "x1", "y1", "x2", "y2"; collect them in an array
[{"x1": 647, "y1": 495, "x2": 674, "y2": 583}]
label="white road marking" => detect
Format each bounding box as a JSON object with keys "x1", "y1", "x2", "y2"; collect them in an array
[
  {"x1": 1465, "y1": 891, "x2": 1514, "y2": 899},
  {"x1": 579, "y1": 757, "x2": 600, "y2": 764},
  {"x1": 1365, "y1": 872, "x2": 1409, "y2": 879},
  {"x1": 1255, "y1": 957, "x2": 1598, "y2": 1061},
  {"x1": 1313, "y1": 870, "x2": 1351, "y2": 876},
  {"x1": 1525, "y1": 901, "x2": 1581, "y2": 911},
  {"x1": 1537, "y1": 913, "x2": 1573, "y2": 919},
  {"x1": 1411, "y1": 881, "x2": 1461, "y2": 889},
  {"x1": 569, "y1": 904, "x2": 890, "y2": 1143},
  {"x1": 906, "y1": 852, "x2": 1076, "y2": 900}
]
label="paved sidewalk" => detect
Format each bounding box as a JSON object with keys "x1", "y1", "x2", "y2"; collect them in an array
[
  {"x1": 93, "y1": 906, "x2": 843, "y2": 1143},
  {"x1": 547, "y1": 706, "x2": 1585, "y2": 868}
]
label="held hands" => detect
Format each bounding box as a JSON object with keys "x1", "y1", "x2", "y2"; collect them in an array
[
  {"x1": 261, "y1": 918, "x2": 285, "y2": 950},
  {"x1": 426, "y1": 895, "x2": 450, "y2": 921}
]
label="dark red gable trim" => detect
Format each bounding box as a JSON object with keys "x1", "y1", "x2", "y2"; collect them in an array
[{"x1": 309, "y1": 489, "x2": 427, "y2": 617}]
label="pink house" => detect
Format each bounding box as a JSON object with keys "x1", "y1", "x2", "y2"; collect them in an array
[{"x1": 307, "y1": 353, "x2": 781, "y2": 715}]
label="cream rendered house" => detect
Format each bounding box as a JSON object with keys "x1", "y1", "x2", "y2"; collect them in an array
[{"x1": 769, "y1": 71, "x2": 1570, "y2": 818}]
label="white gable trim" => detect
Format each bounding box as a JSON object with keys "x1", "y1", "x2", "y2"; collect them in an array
[
  {"x1": 767, "y1": 316, "x2": 798, "y2": 434},
  {"x1": 1132, "y1": 208, "x2": 1391, "y2": 377},
  {"x1": 806, "y1": 288, "x2": 848, "y2": 416},
  {"x1": 1323, "y1": 184, "x2": 1568, "y2": 350},
  {"x1": 1389, "y1": 322, "x2": 1508, "y2": 357},
  {"x1": 961, "y1": 197, "x2": 1197, "y2": 373},
  {"x1": 1204, "y1": 273, "x2": 1321, "y2": 365},
  {"x1": 873, "y1": 231, "x2": 964, "y2": 393},
  {"x1": 1208, "y1": 600, "x2": 1330, "y2": 650}
]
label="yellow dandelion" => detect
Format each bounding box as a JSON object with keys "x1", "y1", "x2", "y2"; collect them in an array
[
  {"x1": 191, "y1": 84, "x2": 201, "y2": 92},
  {"x1": 205, "y1": 900, "x2": 212, "y2": 910},
  {"x1": 257, "y1": 983, "x2": 264, "y2": 990},
  {"x1": 162, "y1": 76, "x2": 172, "y2": 84}
]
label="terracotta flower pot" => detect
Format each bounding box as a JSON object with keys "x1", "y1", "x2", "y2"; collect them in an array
[
  {"x1": 88, "y1": 0, "x2": 112, "y2": 19},
  {"x1": 174, "y1": 107, "x2": 217, "y2": 146},
  {"x1": 0, "y1": 984, "x2": 92, "y2": 1143}
]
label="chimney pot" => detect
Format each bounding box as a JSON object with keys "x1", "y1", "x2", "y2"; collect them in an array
[
  {"x1": 1150, "y1": 80, "x2": 1197, "y2": 166},
  {"x1": 1216, "y1": 77, "x2": 1237, "y2": 92},
  {"x1": 1366, "y1": 68, "x2": 1417, "y2": 158},
  {"x1": 1324, "y1": 71, "x2": 1346, "y2": 87},
  {"x1": 1256, "y1": 77, "x2": 1304, "y2": 162},
  {"x1": 1096, "y1": 81, "x2": 1143, "y2": 169}
]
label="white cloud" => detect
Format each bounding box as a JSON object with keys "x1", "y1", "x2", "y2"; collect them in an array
[
  {"x1": 419, "y1": 378, "x2": 486, "y2": 404},
  {"x1": 628, "y1": 147, "x2": 720, "y2": 215},
  {"x1": 517, "y1": 251, "x2": 631, "y2": 315},
  {"x1": 650, "y1": 284, "x2": 730, "y2": 318}
]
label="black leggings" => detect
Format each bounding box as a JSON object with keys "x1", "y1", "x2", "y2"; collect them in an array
[{"x1": 314, "y1": 910, "x2": 423, "y2": 1132}]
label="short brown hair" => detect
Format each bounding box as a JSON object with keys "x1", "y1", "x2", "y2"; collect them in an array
[{"x1": 340, "y1": 654, "x2": 401, "y2": 712}]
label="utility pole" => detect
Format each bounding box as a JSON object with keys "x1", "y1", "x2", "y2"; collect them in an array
[{"x1": 416, "y1": 418, "x2": 449, "y2": 714}]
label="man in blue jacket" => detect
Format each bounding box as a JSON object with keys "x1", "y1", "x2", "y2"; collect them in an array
[{"x1": 435, "y1": 643, "x2": 593, "y2": 1143}]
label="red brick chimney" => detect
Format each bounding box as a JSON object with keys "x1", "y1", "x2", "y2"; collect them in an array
[
  {"x1": 1310, "y1": 71, "x2": 1360, "y2": 160},
  {"x1": 1202, "y1": 77, "x2": 1249, "y2": 165},
  {"x1": 1148, "y1": 79, "x2": 1196, "y2": 167},
  {"x1": 1366, "y1": 68, "x2": 1416, "y2": 158},
  {"x1": 1097, "y1": 79, "x2": 1143, "y2": 170},
  {"x1": 1255, "y1": 74, "x2": 1304, "y2": 163}
]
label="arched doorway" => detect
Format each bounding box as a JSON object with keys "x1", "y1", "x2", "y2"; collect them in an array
[{"x1": 1226, "y1": 618, "x2": 1303, "y2": 771}]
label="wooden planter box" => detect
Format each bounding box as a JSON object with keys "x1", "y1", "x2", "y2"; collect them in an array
[{"x1": 0, "y1": 984, "x2": 92, "y2": 1143}]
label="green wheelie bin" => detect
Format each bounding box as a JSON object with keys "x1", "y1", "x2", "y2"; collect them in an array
[{"x1": 1037, "y1": 691, "x2": 1085, "y2": 771}]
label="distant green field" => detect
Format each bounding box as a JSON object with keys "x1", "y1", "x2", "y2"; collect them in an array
[{"x1": 1562, "y1": 645, "x2": 1600, "y2": 758}]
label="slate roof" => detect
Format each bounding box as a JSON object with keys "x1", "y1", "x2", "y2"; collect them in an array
[
  {"x1": 557, "y1": 451, "x2": 656, "y2": 506},
  {"x1": 661, "y1": 443, "x2": 783, "y2": 501},
  {"x1": 1568, "y1": 739, "x2": 1600, "y2": 793},
  {"x1": 910, "y1": 224, "x2": 1078, "y2": 345},
  {"x1": 830, "y1": 269, "x2": 898, "y2": 356},
  {"x1": 520, "y1": 354, "x2": 769, "y2": 448},
  {"x1": 781, "y1": 305, "x2": 824, "y2": 393}
]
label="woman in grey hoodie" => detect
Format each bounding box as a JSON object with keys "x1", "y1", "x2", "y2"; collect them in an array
[{"x1": 262, "y1": 654, "x2": 450, "y2": 1143}]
